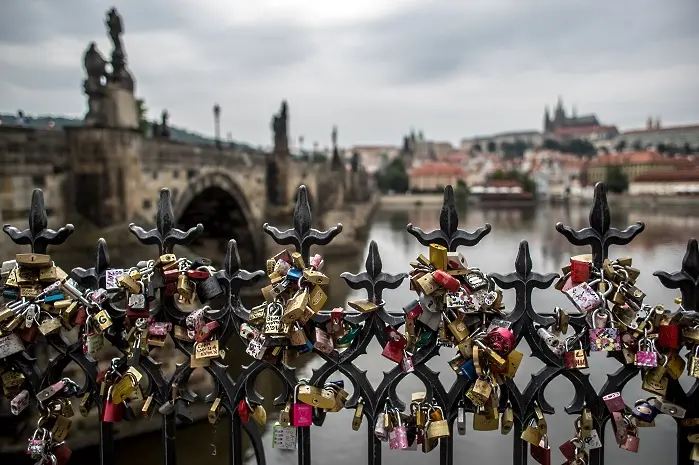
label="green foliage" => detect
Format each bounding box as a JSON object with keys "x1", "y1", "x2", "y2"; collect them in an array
[
  {"x1": 631, "y1": 140, "x2": 643, "y2": 151},
  {"x1": 487, "y1": 141, "x2": 497, "y2": 153},
  {"x1": 542, "y1": 138, "x2": 596, "y2": 156},
  {"x1": 375, "y1": 157, "x2": 409, "y2": 193},
  {"x1": 490, "y1": 170, "x2": 537, "y2": 194},
  {"x1": 614, "y1": 140, "x2": 626, "y2": 152},
  {"x1": 135, "y1": 98, "x2": 150, "y2": 135},
  {"x1": 500, "y1": 140, "x2": 530, "y2": 159},
  {"x1": 605, "y1": 165, "x2": 629, "y2": 193},
  {"x1": 454, "y1": 179, "x2": 469, "y2": 208}
]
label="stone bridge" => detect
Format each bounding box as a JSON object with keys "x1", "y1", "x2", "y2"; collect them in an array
[
  {"x1": 0, "y1": 121, "x2": 372, "y2": 269},
  {"x1": 0, "y1": 8, "x2": 375, "y2": 269}
]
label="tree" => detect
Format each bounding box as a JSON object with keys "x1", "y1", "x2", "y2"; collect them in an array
[
  {"x1": 375, "y1": 157, "x2": 409, "y2": 193},
  {"x1": 135, "y1": 98, "x2": 150, "y2": 135},
  {"x1": 615, "y1": 140, "x2": 626, "y2": 152},
  {"x1": 472, "y1": 143, "x2": 482, "y2": 153},
  {"x1": 684, "y1": 142, "x2": 692, "y2": 155},
  {"x1": 631, "y1": 140, "x2": 643, "y2": 151},
  {"x1": 490, "y1": 170, "x2": 537, "y2": 195},
  {"x1": 454, "y1": 179, "x2": 469, "y2": 208},
  {"x1": 605, "y1": 165, "x2": 628, "y2": 193},
  {"x1": 657, "y1": 143, "x2": 667, "y2": 154},
  {"x1": 543, "y1": 139, "x2": 562, "y2": 151},
  {"x1": 487, "y1": 141, "x2": 497, "y2": 153}
]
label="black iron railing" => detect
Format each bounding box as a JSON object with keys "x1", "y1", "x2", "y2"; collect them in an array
[{"x1": 0, "y1": 182, "x2": 698, "y2": 465}]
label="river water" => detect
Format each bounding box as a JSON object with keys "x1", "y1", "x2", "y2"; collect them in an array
[{"x1": 3, "y1": 200, "x2": 698, "y2": 465}]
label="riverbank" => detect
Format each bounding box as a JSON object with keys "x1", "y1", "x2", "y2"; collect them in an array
[{"x1": 380, "y1": 193, "x2": 699, "y2": 209}]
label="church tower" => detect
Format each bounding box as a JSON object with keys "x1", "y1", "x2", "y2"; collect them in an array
[
  {"x1": 554, "y1": 96, "x2": 566, "y2": 123},
  {"x1": 543, "y1": 107, "x2": 552, "y2": 133}
]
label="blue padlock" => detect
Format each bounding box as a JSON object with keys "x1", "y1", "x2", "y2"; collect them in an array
[
  {"x1": 287, "y1": 268, "x2": 303, "y2": 281},
  {"x1": 459, "y1": 360, "x2": 477, "y2": 381},
  {"x1": 297, "y1": 340, "x2": 314, "y2": 354},
  {"x1": 45, "y1": 293, "x2": 65, "y2": 303},
  {"x1": 632, "y1": 398, "x2": 660, "y2": 422}
]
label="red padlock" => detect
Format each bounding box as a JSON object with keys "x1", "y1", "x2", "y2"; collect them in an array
[
  {"x1": 163, "y1": 269, "x2": 180, "y2": 283},
  {"x1": 238, "y1": 399, "x2": 250, "y2": 423},
  {"x1": 103, "y1": 399, "x2": 123, "y2": 423},
  {"x1": 74, "y1": 306, "x2": 88, "y2": 326},
  {"x1": 658, "y1": 324, "x2": 680, "y2": 349},
  {"x1": 530, "y1": 436, "x2": 551, "y2": 465},
  {"x1": 432, "y1": 270, "x2": 460, "y2": 292},
  {"x1": 570, "y1": 258, "x2": 591, "y2": 283},
  {"x1": 54, "y1": 443, "x2": 72, "y2": 465},
  {"x1": 186, "y1": 269, "x2": 209, "y2": 280},
  {"x1": 381, "y1": 340, "x2": 405, "y2": 364},
  {"x1": 402, "y1": 300, "x2": 423, "y2": 319},
  {"x1": 18, "y1": 325, "x2": 39, "y2": 343},
  {"x1": 485, "y1": 327, "x2": 516, "y2": 356},
  {"x1": 164, "y1": 281, "x2": 178, "y2": 297}
]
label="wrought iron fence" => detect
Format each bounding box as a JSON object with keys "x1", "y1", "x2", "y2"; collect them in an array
[{"x1": 0, "y1": 182, "x2": 698, "y2": 465}]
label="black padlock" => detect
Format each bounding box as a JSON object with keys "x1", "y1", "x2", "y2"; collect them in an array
[
  {"x1": 196, "y1": 275, "x2": 224, "y2": 301},
  {"x1": 149, "y1": 269, "x2": 165, "y2": 290},
  {"x1": 122, "y1": 400, "x2": 137, "y2": 421},
  {"x1": 190, "y1": 257, "x2": 212, "y2": 269},
  {"x1": 175, "y1": 401, "x2": 194, "y2": 424}
]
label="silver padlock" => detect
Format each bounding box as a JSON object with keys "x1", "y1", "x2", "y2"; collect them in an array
[
  {"x1": 10, "y1": 389, "x2": 30, "y2": 415},
  {"x1": 374, "y1": 411, "x2": 389, "y2": 442},
  {"x1": 273, "y1": 421, "x2": 297, "y2": 449},
  {"x1": 650, "y1": 397, "x2": 686, "y2": 418},
  {"x1": 245, "y1": 335, "x2": 266, "y2": 359}
]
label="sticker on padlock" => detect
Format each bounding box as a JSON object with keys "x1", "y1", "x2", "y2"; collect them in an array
[
  {"x1": 589, "y1": 309, "x2": 621, "y2": 352},
  {"x1": 603, "y1": 392, "x2": 627, "y2": 412},
  {"x1": 565, "y1": 281, "x2": 603, "y2": 313},
  {"x1": 273, "y1": 422, "x2": 297, "y2": 449},
  {"x1": 388, "y1": 409, "x2": 411, "y2": 450},
  {"x1": 635, "y1": 334, "x2": 658, "y2": 368}
]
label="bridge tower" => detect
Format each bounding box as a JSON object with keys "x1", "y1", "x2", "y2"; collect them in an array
[
  {"x1": 66, "y1": 8, "x2": 143, "y2": 227},
  {"x1": 267, "y1": 100, "x2": 290, "y2": 207}
]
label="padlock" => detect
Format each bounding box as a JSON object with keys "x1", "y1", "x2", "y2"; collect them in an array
[
  {"x1": 352, "y1": 400, "x2": 364, "y2": 431},
  {"x1": 484, "y1": 326, "x2": 516, "y2": 356},
  {"x1": 619, "y1": 421, "x2": 640, "y2": 452},
  {"x1": 445, "y1": 310, "x2": 470, "y2": 342},
  {"x1": 426, "y1": 406, "x2": 450, "y2": 439},
  {"x1": 635, "y1": 334, "x2": 658, "y2": 368},
  {"x1": 564, "y1": 337, "x2": 589, "y2": 369},
  {"x1": 602, "y1": 392, "x2": 626, "y2": 412},
  {"x1": 388, "y1": 408, "x2": 410, "y2": 450},
  {"x1": 382, "y1": 335, "x2": 406, "y2": 364},
  {"x1": 565, "y1": 281, "x2": 602, "y2": 313},
  {"x1": 313, "y1": 327, "x2": 334, "y2": 354},
  {"x1": 27, "y1": 428, "x2": 49, "y2": 457},
  {"x1": 520, "y1": 419, "x2": 542, "y2": 446},
  {"x1": 689, "y1": 346, "x2": 699, "y2": 378},
  {"x1": 536, "y1": 325, "x2": 562, "y2": 353},
  {"x1": 657, "y1": 324, "x2": 680, "y2": 349},
  {"x1": 263, "y1": 301, "x2": 286, "y2": 337},
  {"x1": 588, "y1": 309, "x2": 621, "y2": 352},
  {"x1": 530, "y1": 434, "x2": 551, "y2": 465},
  {"x1": 501, "y1": 404, "x2": 514, "y2": 435},
  {"x1": 283, "y1": 289, "x2": 309, "y2": 324},
  {"x1": 473, "y1": 406, "x2": 499, "y2": 431},
  {"x1": 416, "y1": 273, "x2": 440, "y2": 295},
  {"x1": 10, "y1": 389, "x2": 30, "y2": 415},
  {"x1": 466, "y1": 377, "x2": 492, "y2": 407},
  {"x1": 649, "y1": 397, "x2": 686, "y2": 418},
  {"x1": 103, "y1": 386, "x2": 124, "y2": 423},
  {"x1": 273, "y1": 421, "x2": 298, "y2": 449},
  {"x1": 570, "y1": 255, "x2": 592, "y2": 282},
  {"x1": 196, "y1": 274, "x2": 224, "y2": 301},
  {"x1": 447, "y1": 251, "x2": 467, "y2": 269},
  {"x1": 631, "y1": 398, "x2": 660, "y2": 423},
  {"x1": 297, "y1": 383, "x2": 335, "y2": 411},
  {"x1": 401, "y1": 349, "x2": 414, "y2": 373},
  {"x1": 456, "y1": 401, "x2": 466, "y2": 435},
  {"x1": 375, "y1": 405, "x2": 390, "y2": 442},
  {"x1": 641, "y1": 369, "x2": 668, "y2": 396}
]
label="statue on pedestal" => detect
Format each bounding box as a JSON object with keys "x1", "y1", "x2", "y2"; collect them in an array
[
  {"x1": 272, "y1": 100, "x2": 288, "y2": 154},
  {"x1": 106, "y1": 8, "x2": 134, "y2": 92},
  {"x1": 331, "y1": 125, "x2": 343, "y2": 170},
  {"x1": 83, "y1": 42, "x2": 107, "y2": 126}
]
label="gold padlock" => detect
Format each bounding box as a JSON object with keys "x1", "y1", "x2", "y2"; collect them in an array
[
  {"x1": 520, "y1": 420, "x2": 542, "y2": 445},
  {"x1": 117, "y1": 273, "x2": 142, "y2": 293},
  {"x1": 282, "y1": 289, "x2": 309, "y2": 324},
  {"x1": 156, "y1": 254, "x2": 177, "y2": 269},
  {"x1": 465, "y1": 377, "x2": 492, "y2": 407},
  {"x1": 501, "y1": 404, "x2": 514, "y2": 435},
  {"x1": 533, "y1": 402, "x2": 546, "y2": 434},
  {"x1": 473, "y1": 406, "x2": 499, "y2": 431},
  {"x1": 94, "y1": 310, "x2": 113, "y2": 331},
  {"x1": 291, "y1": 252, "x2": 305, "y2": 269},
  {"x1": 504, "y1": 350, "x2": 523, "y2": 378},
  {"x1": 38, "y1": 317, "x2": 63, "y2": 336},
  {"x1": 428, "y1": 243, "x2": 448, "y2": 270},
  {"x1": 79, "y1": 392, "x2": 94, "y2": 417},
  {"x1": 445, "y1": 310, "x2": 470, "y2": 343},
  {"x1": 250, "y1": 402, "x2": 267, "y2": 426},
  {"x1": 580, "y1": 407, "x2": 593, "y2": 438},
  {"x1": 279, "y1": 400, "x2": 292, "y2": 426},
  {"x1": 416, "y1": 273, "x2": 440, "y2": 295},
  {"x1": 347, "y1": 300, "x2": 379, "y2": 313},
  {"x1": 38, "y1": 266, "x2": 57, "y2": 282},
  {"x1": 16, "y1": 253, "x2": 51, "y2": 268},
  {"x1": 426, "y1": 406, "x2": 450, "y2": 439},
  {"x1": 302, "y1": 269, "x2": 329, "y2": 285},
  {"x1": 308, "y1": 285, "x2": 327, "y2": 312},
  {"x1": 176, "y1": 274, "x2": 195, "y2": 303},
  {"x1": 352, "y1": 400, "x2": 364, "y2": 431},
  {"x1": 296, "y1": 384, "x2": 335, "y2": 410},
  {"x1": 642, "y1": 371, "x2": 668, "y2": 396},
  {"x1": 50, "y1": 415, "x2": 72, "y2": 442}
]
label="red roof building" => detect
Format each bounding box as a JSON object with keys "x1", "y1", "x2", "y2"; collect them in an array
[{"x1": 409, "y1": 163, "x2": 467, "y2": 191}]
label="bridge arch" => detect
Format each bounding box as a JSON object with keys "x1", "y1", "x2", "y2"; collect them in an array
[{"x1": 174, "y1": 170, "x2": 261, "y2": 270}]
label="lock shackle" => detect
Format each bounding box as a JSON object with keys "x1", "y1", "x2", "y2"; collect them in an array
[{"x1": 392, "y1": 407, "x2": 402, "y2": 427}]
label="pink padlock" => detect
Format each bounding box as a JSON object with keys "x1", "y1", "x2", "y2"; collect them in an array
[
  {"x1": 310, "y1": 253, "x2": 324, "y2": 270},
  {"x1": 603, "y1": 392, "x2": 627, "y2": 412},
  {"x1": 611, "y1": 411, "x2": 628, "y2": 445},
  {"x1": 485, "y1": 327, "x2": 516, "y2": 356},
  {"x1": 292, "y1": 385, "x2": 313, "y2": 427},
  {"x1": 195, "y1": 321, "x2": 220, "y2": 343},
  {"x1": 148, "y1": 321, "x2": 173, "y2": 337},
  {"x1": 313, "y1": 327, "x2": 334, "y2": 354},
  {"x1": 620, "y1": 431, "x2": 640, "y2": 452},
  {"x1": 388, "y1": 409, "x2": 410, "y2": 450}
]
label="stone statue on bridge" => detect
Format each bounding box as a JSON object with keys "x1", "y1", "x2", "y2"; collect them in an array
[
  {"x1": 272, "y1": 101, "x2": 289, "y2": 154},
  {"x1": 105, "y1": 7, "x2": 134, "y2": 92},
  {"x1": 83, "y1": 42, "x2": 108, "y2": 126},
  {"x1": 331, "y1": 125, "x2": 343, "y2": 171}
]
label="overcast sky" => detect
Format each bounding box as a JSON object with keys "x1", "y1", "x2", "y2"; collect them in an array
[{"x1": 1, "y1": 0, "x2": 698, "y2": 148}]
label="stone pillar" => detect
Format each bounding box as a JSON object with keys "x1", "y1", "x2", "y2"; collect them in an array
[{"x1": 65, "y1": 128, "x2": 143, "y2": 227}]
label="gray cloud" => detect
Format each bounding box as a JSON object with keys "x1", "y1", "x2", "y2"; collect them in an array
[
  {"x1": 0, "y1": 0, "x2": 698, "y2": 145},
  {"x1": 350, "y1": 0, "x2": 699, "y2": 84}
]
